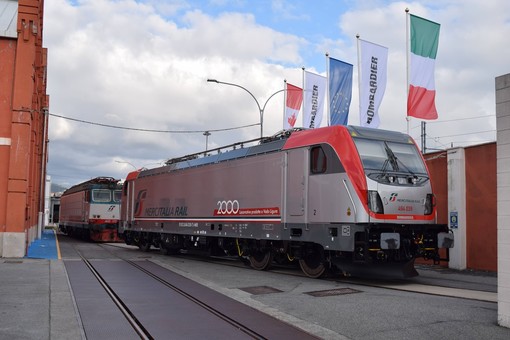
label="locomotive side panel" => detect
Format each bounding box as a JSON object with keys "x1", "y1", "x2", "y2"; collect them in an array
[
  {"x1": 60, "y1": 191, "x2": 87, "y2": 227},
  {"x1": 307, "y1": 173, "x2": 358, "y2": 224},
  {"x1": 284, "y1": 148, "x2": 307, "y2": 221},
  {"x1": 127, "y1": 152, "x2": 284, "y2": 240}
]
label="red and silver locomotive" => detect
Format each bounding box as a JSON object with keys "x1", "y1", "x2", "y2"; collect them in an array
[
  {"x1": 119, "y1": 125, "x2": 453, "y2": 277},
  {"x1": 60, "y1": 177, "x2": 123, "y2": 242}
]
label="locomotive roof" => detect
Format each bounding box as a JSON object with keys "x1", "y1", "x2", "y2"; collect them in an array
[
  {"x1": 134, "y1": 129, "x2": 303, "y2": 179},
  {"x1": 134, "y1": 125, "x2": 414, "y2": 179},
  {"x1": 346, "y1": 125, "x2": 414, "y2": 144},
  {"x1": 139, "y1": 138, "x2": 288, "y2": 178},
  {"x1": 62, "y1": 177, "x2": 121, "y2": 196}
]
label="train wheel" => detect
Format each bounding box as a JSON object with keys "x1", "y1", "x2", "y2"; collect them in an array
[
  {"x1": 249, "y1": 249, "x2": 273, "y2": 271},
  {"x1": 139, "y1": 241, "x2": 150, "y2": 252},
  {"x1": 138, "y1": 234, "x2": 151, "y2": 252},
  {"x1": 299, "y1": 245, "x2": 326, "y2": 278},
  {"x1": 159, "y1": 246, "x2": 170, "y2": 255},
  {"x1": 159, "y1": 246, "x2": 179, "y2": 255}
]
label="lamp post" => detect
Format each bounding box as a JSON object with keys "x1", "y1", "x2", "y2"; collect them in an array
[
  {"x1": 203, "y1": 131, "x2": 211, "y2": 151},
  {"x1": 207, "y1": 79, "x2": 285, "y2": 138}
]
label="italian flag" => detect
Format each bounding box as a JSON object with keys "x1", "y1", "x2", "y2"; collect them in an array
[{"x1": 407, "y1": 14, "x2": 440, "y2": 120}]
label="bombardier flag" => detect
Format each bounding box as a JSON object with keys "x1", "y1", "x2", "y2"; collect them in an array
[
  {"x1": 359, "y1": 39, "x2": 388, "y2": 128},
  {"x1": 303, "y1": 71, "x2": 326, "y2": 129}
]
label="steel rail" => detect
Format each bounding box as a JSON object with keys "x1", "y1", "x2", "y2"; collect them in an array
[
  {"x1": 104, "y1": 244, "x2": 497, "y2": 303},
  {"x1": 125, "y1": 259, "x2": 268, "y2": 340},
  {"x1": 97, "y1": 243, "x2": 268, "y2": 339},
  {"x1": 75, "y1": 249, "x2": 153, "y2": 340}
]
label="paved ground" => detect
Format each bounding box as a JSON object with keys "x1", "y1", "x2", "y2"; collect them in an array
[{"x1": 0, "y1": 229, "x2": 509, "y2": 340}]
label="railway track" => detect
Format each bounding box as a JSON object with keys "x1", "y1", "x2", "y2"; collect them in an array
[
  {"x1": 65, "y1": 242, "x2": 318, "y2": 340},
  {"x1": 102, "y1": 242, "x2": 497, "y2": 303},
  {"x1": 78, "y1": 255, "x2": 151, "y2": 340},
  {"x1": 57, "y1": 237, "x2": 506, "y2": 340}
]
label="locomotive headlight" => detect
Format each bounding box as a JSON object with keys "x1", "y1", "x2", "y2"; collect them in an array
[
  {"x1": 424, "y1": 194, "x2": 435, "y2": 215},
  {"x1": 368, "y1": 190, "x2": 384, "y2": 214}
]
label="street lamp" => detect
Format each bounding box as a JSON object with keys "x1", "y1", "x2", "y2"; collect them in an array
[
  {"x1": 115, "y1": 160, "x2": 137, "y2": 170},
  {"x1": 207, "y1": 79, "x2": 285, "y2": 138},
  {"x1": 203, "y1": 131, "x2": 211, "y2": 151}
]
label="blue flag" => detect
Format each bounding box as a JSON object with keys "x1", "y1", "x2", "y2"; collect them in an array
[{"x1": 329, "y1": 57, "x2": 353, "y2": 126}]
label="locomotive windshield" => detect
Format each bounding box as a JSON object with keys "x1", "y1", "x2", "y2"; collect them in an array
[
  {"x1": 353, "y1": 137, "x2": 427, "y2": 176},
  {"x1": 113, "y1": 190, "x2": 122, "y2": 202},
  {"x1": 92, "y1": 189, "x2": 112, "y2": 203}
]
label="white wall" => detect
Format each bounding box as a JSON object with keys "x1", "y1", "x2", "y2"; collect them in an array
[
  {"x1": 447, "y1": 148, "x2": 467, "y2": 270},
  {"x1": 44, "y1": 175, "x2": 51, "y2": 226},
  {"x1": 496, "y1": 73, "x2": 510, "y2": 328}
]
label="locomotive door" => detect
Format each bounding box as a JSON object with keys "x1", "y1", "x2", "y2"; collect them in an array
[
  {"x1": 284, "y1": 148, "x2": 308, "y2": 223},
  {"x1": 83, "y1": 191, "x2": 88, "y2": 222}
]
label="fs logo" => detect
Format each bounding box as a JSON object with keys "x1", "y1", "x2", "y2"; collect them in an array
[
  {"x1": 389, "y1": 193, "x2": 398, "y2": 202},
  {"x1": 134, "y1": 190, "x2": 147, "y2": 217},
  {"x1": 107, "y1": 205, "x2": 116, "y2": 212}
]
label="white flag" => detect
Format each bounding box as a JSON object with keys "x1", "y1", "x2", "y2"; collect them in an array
[
  {"x1": 303, "y1": 71, "x2": 326, "y2": 129},
  {"x1": 359, "y1": 39, "x2": 388, "y2": 128}
]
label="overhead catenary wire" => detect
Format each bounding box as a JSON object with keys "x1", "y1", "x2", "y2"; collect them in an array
[
  {"x1": 432, "y1": 129, "x2": 495, "y2": 139},
  {"x1": 407, "y1": 114, "x2": 496, "y2": 151},
  {"x1": 49, "y1": 113, "x2": 259, "y2": 134},
  {"x1": 409, "y1": 114, "x2": 495, "y2": 131},
  {"x1": 426, "y1": 114, "x2": 496, "y2": 124}
]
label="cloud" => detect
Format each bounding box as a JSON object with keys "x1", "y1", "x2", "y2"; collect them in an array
[
  {"x1": 44, "y1": 0, "x2": 306, "y2": 186},
  {"x1": 338, "y1": 0, "x2": 507, "y2": 148},
  {"x1": 43, "y1": 0, "x2": 509, "y2": 187}
]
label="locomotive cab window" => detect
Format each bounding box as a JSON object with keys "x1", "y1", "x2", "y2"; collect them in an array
[
  {"x1": 310, "y1": 144, "x2": 344, "y2": 174},
  {"x1": 92, "y1": 189, "x2": 111, "y2": 203},
  {"x1": 310, "y1": 146, "x2": 327, "y2": 174}
]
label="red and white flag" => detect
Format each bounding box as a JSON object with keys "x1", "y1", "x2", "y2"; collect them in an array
[{"x1": 284, "y1": 83, "x2": 303, "y2": 129}]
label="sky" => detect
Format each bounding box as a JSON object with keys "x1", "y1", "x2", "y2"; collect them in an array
[{"x1": 43, "y1": 0, "x2": 510, "y2": 189}]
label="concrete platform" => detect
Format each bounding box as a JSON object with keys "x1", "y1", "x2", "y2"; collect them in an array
[{"x1": 0, "y1": 232, "x2": 508, "y2": 339}]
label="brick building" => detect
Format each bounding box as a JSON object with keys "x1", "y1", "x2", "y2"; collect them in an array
[{"x1": 0, "y1": 0, "x2": 49, "y2": 257}]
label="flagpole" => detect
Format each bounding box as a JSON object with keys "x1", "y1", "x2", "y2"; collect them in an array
[
  {"x1": 326, "y1": 52, "x2": 330, "y2": 126},
  {"x1": 302, "y1": 66, "x2": 305, "y2": 127},
  {"x1": 356, "y1": 34, "x2": 362, "y2": 127},
  {"x1": 405, "y1": 7, "x2": 410, "y2": 134},
  {"x1": 283, "y1": 79, "x2": 287, "y2": 130}
]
